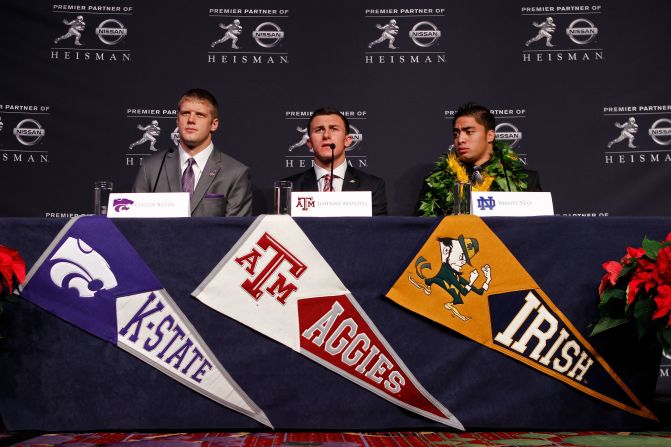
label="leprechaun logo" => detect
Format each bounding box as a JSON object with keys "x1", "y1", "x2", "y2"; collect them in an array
[
  {"x1": 408, "y1": 235, "x2": 491, "y2": 321},
  {"x1": 388, "y1": 215, "x2": 656, "y2": 420}
]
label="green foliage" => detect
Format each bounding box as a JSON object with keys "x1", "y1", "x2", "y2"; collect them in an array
[{"x1": 417, "y1": 141, "x2": 530, "y2": 216}]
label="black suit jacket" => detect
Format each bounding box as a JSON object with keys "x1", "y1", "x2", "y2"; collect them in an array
[
  {"x1": 523, "y1": 168, "x2": 542, "y2": 192},
  {"x1": 283, "y1": 166, "x2": 388, "y2": 216}
]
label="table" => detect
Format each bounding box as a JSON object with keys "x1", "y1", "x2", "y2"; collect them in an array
[{"x1": 0, "y1": 216, "x2": 668, "y2": 431}]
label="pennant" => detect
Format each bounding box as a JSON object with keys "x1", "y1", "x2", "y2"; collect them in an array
[
  {"x1": 387, "y1": 215, "x2": 656, "y2": 421},
  {"x1": 19, "y1": 216, "x2": 272, "y2": 428},
  {"x1": 193, "y1": 215, "x2": 463, "y2": 429}
]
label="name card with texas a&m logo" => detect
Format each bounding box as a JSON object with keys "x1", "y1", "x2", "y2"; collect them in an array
[
  {"x1": 387, "y1": 215, "x2": 656, "y2": 421},
  {"x1": 19, "y1": 216, "x2": 271, "y2": 427},
  {"x1": 291, "y1": 191, "x2": 372, "y2": 217},
  {"x1": 193, "y1": 215, "x2": 463, "y2": 429}
]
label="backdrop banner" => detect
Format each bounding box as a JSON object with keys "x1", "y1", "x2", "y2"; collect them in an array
[{"x1": 0, "y1": 0, "x2": 669, "y2": 217}]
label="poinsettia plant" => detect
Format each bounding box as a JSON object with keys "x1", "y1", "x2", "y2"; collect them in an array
[
  {"x1": 591, "y1": 232, "x2": 671, "y2": 349},
  {"x1": 0, "y1": 244, "x2": 26, "y2": 315}
]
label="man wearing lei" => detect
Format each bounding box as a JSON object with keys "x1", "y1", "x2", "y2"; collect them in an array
[{"x1": 417, "y1": 102, "x2": 542, "y2": 216}]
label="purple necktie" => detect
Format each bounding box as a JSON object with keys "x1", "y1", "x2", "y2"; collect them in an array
[{"x1": 182, "y1": 158, "x2": 195, "y2": 194}]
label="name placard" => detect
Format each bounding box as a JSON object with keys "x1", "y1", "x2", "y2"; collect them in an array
[
  {"x1": 471, "y1": 191, "x2": 554, "y2": 216},
  {"x1": 106, "y1": 192, "x2": 190, "y2": 218},
  {"x1": 290, "y1": 191, "x2": 372, "y2": 217}
]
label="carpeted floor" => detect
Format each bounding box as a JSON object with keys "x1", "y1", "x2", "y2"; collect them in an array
[{"x1": 4, "y1": 431, "x2": 671, "y2": 447}]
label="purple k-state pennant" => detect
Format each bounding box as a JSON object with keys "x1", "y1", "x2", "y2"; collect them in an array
[{"x1": 19, "y1": 215, "x2": 271, "y2": 428}]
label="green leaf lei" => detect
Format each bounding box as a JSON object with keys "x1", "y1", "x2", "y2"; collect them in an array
[{"x1": 417, "y1": 141, "x2": 530, "y2": 217}]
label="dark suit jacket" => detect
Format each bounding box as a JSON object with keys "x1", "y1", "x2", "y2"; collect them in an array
[
  {"x1": 524, "y1": 168, "x2": 542, "y2": 192},
  {"x1": 283, "y1": 166, "x2": 388, "y2": 216},
  {"x1": 132, "y1": 147, "x2": 252, "y2": 216}
]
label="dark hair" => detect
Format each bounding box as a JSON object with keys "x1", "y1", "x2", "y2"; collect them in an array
[
  {"x1": 178, "y1": 88, "x2": 219, "y2": 119},
  {"x1": 453, "y1": 102, "x2": 495, "y2": 132},
  {"x1": 308, "y1": 107, "x2": 350, "y2": 134}
]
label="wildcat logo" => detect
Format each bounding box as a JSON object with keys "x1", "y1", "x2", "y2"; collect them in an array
[
  {"x1": 296, "y1": 196, "x2": 315, "y2": 211},
  {"x1": 408, "y1": 234, "x2": 491, "y2": 321},
  {"x1": 49, "y1": 237, "x2": 117, "y2": 297},
  {"x1": 494, "y1": 291, "x2": 594, "y2": 382},
  {"x1": 234, "y1": 232, "x2": 307, "y2": 305},
  {"x1": 113, "y1": 198, "x2": 134, "y2": 212}
]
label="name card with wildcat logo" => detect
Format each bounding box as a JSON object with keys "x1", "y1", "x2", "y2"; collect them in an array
[
  {"x1": 471, "y1": 192, "x2": 554, "y2": 217},
  {"x1": 107, "y1": 192, "x2": 190, "y2": 218},
  {"x1": 290, "y1": 191, "x2": 372, "y2": 217}
]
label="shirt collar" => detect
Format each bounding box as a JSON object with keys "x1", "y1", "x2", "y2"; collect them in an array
[
  {"x1": 314, "y1": 159, "x2": 347, "y2": 180},
  {"x1": 179, "y1": 142, "x2": 214, "y2": 168}
]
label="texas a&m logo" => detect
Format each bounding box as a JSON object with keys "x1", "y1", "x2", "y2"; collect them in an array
[
  {"x1": 234, "y1": 232, "x2": 307, "y2": 305},
  {"x1": 296, "y1": 196, "x2": 315, "y2": 211}
]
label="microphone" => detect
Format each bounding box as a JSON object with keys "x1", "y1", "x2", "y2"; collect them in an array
[
  {"x1": 471, "y1": 165, "x2": 483, "y2": 185},
  {"x1": 152, "y1": 147, "x2": 174, "y2": 192},
  {"x1": 329, "y1": 143, "x2": 335, "y2": 192}
]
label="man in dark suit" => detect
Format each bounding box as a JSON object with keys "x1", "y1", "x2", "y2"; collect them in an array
[
  {"x1": 132, "y1": 88, "x2": 251, "y2": 216},
  {"x1": 283, "y1": 107, "x2": 387, "y2": 216}
]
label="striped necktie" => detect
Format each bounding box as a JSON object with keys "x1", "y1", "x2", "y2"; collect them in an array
[{"x1": 322, "y1": 173, "x2": 334, "y2": 192}]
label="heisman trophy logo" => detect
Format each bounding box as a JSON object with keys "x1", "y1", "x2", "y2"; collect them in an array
[
  {"x1": 210, "y1": 19, "x2": 285, "y2": 49},
  {"x1": 54, "y1": 15, "x2": 128, "y2": 46},
  {"x1": 368, "y1": 19, "x2": 441, "y2": 49}
]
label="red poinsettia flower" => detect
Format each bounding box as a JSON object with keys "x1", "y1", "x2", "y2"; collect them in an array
[
  {"x1": 627, "y1": 269, "x2": 654, "y2": 304},
  {"x1": 0, "y1": 245, "x2": 26, "y2": 295},
  {"x1": 655, "y1": 245, "x2": 671, "y2": 284},
  {"x1": 626, "y1": 246, "x2": 646, "y2": 260},
  {"x1": 599, "y1": 260, "x2": 623, "y2": 294},
  {"x1": 594, "y1": 232, "x2": 671, "y2": 350},
  {"x1": 653, "y1": 284, "x2": 671, "y2": 326}
]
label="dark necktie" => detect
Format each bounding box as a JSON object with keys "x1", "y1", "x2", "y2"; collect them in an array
[
  {"x1": 182, "y1": 158, "x2": 195, "y2": 194},
  {"x1": 471, "y1": 165, "x2": 483, "y2": 185}
]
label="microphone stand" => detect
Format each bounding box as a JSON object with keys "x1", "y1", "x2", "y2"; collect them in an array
[
  {"x1": 152, "y1": 148, "x2": 174, "y2": 192},
  {"x1": 329, "y1": 143, "x2": 335, "y2": 191}
]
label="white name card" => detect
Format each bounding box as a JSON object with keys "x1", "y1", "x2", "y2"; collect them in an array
[
  {"x1": 290, "y1": 191, "x2": 372, "y2": 217},
  {"x1": 471, "y1": 191, "x2": 554, "y2": 216},
  {"x1": 106, "y1": 192, "x2": 190, "y2": 218}
]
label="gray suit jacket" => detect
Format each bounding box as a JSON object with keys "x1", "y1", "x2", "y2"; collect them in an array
[{"x1": 132, "y1": 147, "x2": 252, "y2": 216}]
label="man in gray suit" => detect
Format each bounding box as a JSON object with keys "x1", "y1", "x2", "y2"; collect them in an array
[{"x1": 132, "y1": 88, "x2": 252, "y2": 216}]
